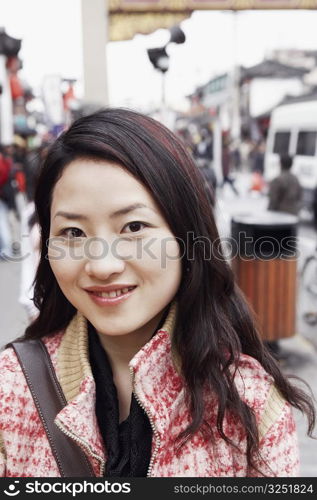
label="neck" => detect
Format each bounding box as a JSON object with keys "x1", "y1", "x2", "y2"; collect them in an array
[{"x1": 96, "y1": 310, "x2": 166, "y2": 368}]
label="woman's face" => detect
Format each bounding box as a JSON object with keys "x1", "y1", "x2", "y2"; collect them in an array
[{"x1": 49, "y1": 159, "x2": 182, "y2": 340}]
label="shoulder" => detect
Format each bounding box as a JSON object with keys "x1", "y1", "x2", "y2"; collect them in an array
[
  {"x1": 290, "y1": 173, "x2": 301, "y2": 185},
  {"x1": 234, "y1": 354, "x2": 273, "y2": 402},
  {"x1": 0, "y1": 347, "x2": 29, "y2": 425},
  {"x1": 0, "y1": 346, "x2": 22, "y2": 382},
  {"x1": 284, "y1": 172, "x2": 297, "y2": 182},
  {"x1": 234, "y1": 356, "x2": 299, "y2": 476},
  {"x1": 0, "y1": 333, "x2": 65, "y2": 442},
  {"x1": 269, "y1": 177, "x2": 280, "y2": 189},
  {"x1": 234, "y1": 354, "x2": 283, "y2": 421},
  {"x1": 234, "y1": 354, "x2": 292, "y2": 438},
  {"x1": 0, "y1": 332, "x2": 64, "y2": 394}
]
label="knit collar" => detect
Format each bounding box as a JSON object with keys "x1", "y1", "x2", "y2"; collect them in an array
[
  {"x1": 54, "y1": 301, "x2": 180, "y2": 475},
  {"x1": 56, "y1": 301, "x2": 177, "y2": 403}
]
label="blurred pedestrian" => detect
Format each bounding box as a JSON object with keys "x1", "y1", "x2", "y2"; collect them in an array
[
  {"x1": 12, "y1": 137, "x2": 28, "y2": 216},
  {"x1": 18, "y1": 142, "x2": 48, "y2": 321},
  {"x1": 240, "y1": 137, "x2": 253, "y2": 172},
  {"x1": 268, "y1": 155, "x2": 302, "y2": 215},
  {"x1": 221, "y1": 140, "x2": 239, "y2": 196},
  {"x1": 18, "y1": 200, "x2": 40, "y2": 321},
  {"x1": 312, "y1": 186, "x2": 317, "y2": 231},
  {"x1": 0, "y1": 144, "x2": 24, "y2": 255},
  {"x1": 193, "y1": 128, "x2": 217, "y2": 206},
  {"x1": 193, "y1": 127, "x2": 213, "y2": 164},
  {"x1": 0, "y1": 149, "x2": 12, "y2": 258},
  {"x1": 230, "y1": 142, "x2": 241, "y2": 171},
  {"x1": 0, "y1": 109, "x2": 315, "y2": 477},
  {"x1": 250, "y1": 141, "x2": 265, "y2": 175}
]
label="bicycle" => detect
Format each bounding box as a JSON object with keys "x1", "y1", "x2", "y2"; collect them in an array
[
  {"x1": 302, "y1": 246, "x2": 317, "y2": 295},
  {"x1": 301, "y1": 245, "x2": 317, "y2": 325}
]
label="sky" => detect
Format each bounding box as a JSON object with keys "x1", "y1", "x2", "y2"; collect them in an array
[{"x1": 2, "y1": 0, "x2": 317, "y2": 110}]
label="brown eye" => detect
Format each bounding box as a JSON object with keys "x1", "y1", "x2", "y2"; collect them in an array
[
  {"x1": 62, "y1": 228, "x2": 84, "y2": 238},
  {"x1": 124, "y1": 222, "x2": 146, "y2": 233}
]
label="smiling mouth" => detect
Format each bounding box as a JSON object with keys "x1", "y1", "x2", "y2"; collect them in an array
[{"x1": 88, "y1": 286, "x2": 136, "y2": 299}]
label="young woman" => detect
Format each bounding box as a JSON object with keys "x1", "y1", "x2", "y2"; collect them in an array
[{"x1": 0, "y1": 109, "x2": 315, "y2": 477}]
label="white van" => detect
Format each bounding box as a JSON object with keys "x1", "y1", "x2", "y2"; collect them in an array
[{"x1": 264, "y1": 100, "x2": 317, "y2": 209}]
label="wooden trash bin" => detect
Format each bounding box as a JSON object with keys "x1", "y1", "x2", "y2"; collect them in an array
[{"x1": 231, "y1": 212, "x2": 298, "y2": 341}]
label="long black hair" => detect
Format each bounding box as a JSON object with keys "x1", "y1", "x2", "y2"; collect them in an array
[{"x1": 23, "y1": 108, "x2": 315, "y2": 473}]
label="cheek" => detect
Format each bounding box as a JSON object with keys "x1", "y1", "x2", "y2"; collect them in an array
[
  {"x1": 152, "y1": 238, "x2": 181, "y2": 271},
  {"x1": 136, "y1": 237, "x2": 182, "y2": 285},
  {"x1": 162, "y1": 239, "x2": 182, "y2": 268},
  {"x1": 48, "y1": 237, "x2": 84, "y2": 282},
  {"x1": 164, "y1": 247, "x2": 182, "y2": 291},
  {"x1": 49, "y1": 253, "x2": 82, "y2": 287}
]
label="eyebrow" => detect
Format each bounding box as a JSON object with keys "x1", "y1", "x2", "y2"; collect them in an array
[{"x1": 53, "y1": 203, "x2": 155, "y2": 221}]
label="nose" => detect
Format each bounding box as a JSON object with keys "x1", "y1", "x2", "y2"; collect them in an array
[{"x1": 84, "y1": 238, "x2": 126, "y2": 279}]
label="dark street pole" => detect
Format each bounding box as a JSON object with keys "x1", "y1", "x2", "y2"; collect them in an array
[
  {"x1": 146, "y1": 25, "x2": 186, "y2": 109},
  {"x1": 161, "y1": 72, "x2": 166, "y2": 107}
]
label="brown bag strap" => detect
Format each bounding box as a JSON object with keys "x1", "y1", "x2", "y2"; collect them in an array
[{"x1": 10, "y1": 340, "x2": 95, "y2": 477}]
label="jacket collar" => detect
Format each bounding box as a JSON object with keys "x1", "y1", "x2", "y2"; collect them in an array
[
  {"x1": 54, "y1": 302, "x2": 181, "y2": 470},
  {"x1": 56, "y1": 301, "x2": 178, "y2": 403}
]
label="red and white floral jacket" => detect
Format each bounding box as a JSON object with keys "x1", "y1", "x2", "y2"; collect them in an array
[{"x1": 0, "y1": 304, "x2": 299, "y2": 477}]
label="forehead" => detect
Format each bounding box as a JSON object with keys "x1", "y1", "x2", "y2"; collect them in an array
[{"x1": 51, "y1": 159, "x2": 157, "y2": 212}]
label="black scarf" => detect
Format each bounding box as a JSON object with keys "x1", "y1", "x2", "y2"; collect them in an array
[{"x1": 88, "y1": 323, "x2": 153, "y2": 477}]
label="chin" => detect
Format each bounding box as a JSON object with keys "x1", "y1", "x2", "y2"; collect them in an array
[
  {"x1": 92, "y1": 320, "x2": 134, "y2": 337},
  {"x1": 98, "y1": 330, "x2": 130, "y2": 337}
]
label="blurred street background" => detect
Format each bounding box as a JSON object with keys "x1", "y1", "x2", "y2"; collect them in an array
[{"x1": 0, "y1": 0, "x2": 317, "y2": 477}]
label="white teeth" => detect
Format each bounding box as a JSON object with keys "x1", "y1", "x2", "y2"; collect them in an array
[{"x1": 93, "y1": 287, "x2": 135, "y2": 298}]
